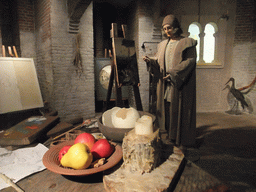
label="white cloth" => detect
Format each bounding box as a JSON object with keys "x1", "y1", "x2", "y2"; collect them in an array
[{"x1": 0, "y1": 143, "x2": 48, "y2": 190}]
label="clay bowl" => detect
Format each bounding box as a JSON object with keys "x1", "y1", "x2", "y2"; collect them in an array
[
  {"x1": 42, "y1": 140, "x2": 122, "y2": 176},
  {"x1": 98, "y1": 111, "x2": 156, "y2": 142}
]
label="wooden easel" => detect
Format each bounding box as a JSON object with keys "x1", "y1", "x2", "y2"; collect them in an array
[{"x1": 104, "y1": 23, "x2": 143, "y2": 111}]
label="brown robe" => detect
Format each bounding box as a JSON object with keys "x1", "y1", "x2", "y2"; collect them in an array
[{"x1": 150, "y1": 37, "x2": 197, "y2": 147}]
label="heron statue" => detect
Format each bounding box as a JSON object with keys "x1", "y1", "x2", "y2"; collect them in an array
[{"x1": 223, "y1": 77, "x2": 249, "y2": 114}]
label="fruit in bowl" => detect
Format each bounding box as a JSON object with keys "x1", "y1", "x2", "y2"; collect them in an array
[
  {"x1": 59, "y1": 133, "x2": 116, "y2": 170},
  {"x1": 43, "y1": 137, "x2": 123, "y2": 176},
  {"x1": 60, "y1": 143, "x2": 93, "y2": 170},
  {"x1": 91, "y1": 139, "x2": 114, "y2": 159},
  {"x1": 74, "y1": 132, "x2": 96, "y2": 150},
  {"x1": 58, "y1": 145, "x2": 72, "y2": 161}
]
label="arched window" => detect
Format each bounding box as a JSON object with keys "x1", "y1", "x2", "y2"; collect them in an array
[
  {"x1": 188, "y1": 23, "x2": 200, "y2": 61},
  {"x1": 203, "y1": 23, "x2": 217, "y2": 63},
  {"x1": 188, "y1": 22, "x2": 219, "y2": 66},
  {"x1": 184, "y1": 14, "x2": 226, "y2": 68}
]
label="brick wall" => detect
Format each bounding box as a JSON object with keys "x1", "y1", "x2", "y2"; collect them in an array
[
  {"x1": 1, "y1": 0, "x2": 254, "y2": 120},
  {"x1": 34, "y1": 0, "x2": 52, "y2": 113},
  {"x1": 35, "y1": 0, "x2": 51, "y2": 42},
  {"x1": 234, "y1": 0, "x2": 254, "y2": 44},
  {"x1": 135, "y1": 0, "x2": 159, "y2": 112},
  {"x1": 50, "y1": 0, "x2": 95, "y2": 121},
  {"x1": 0, "y1": 0, "x2": 19, "y2": 56},
  {"x1": 93, "y1": 2, "x2": 104, "y2": 58},
  {"x1": 17, "y1": 0, "x2": 36, "y2": 58},
  {"x1": 17, "y1": 0, "x2": 34, "y2": 32},
  {"x1": 232, "y1": 0, "x2": 256, "y2": 114},
  {"x1": 0, "y1": 0, "x2": 35, "y2": 58},
  {"x1": 34, "y1": 0, "x2": 95, "y2": 121}
]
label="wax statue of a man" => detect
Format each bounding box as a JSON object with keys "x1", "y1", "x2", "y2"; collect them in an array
[{"x1": 143, "y1": 14, "x2": 197, "y2": 148}]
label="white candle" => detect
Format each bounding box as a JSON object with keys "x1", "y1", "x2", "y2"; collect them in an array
[{"x1": 135, "y1": 115, "x2": 153, "y2": 135}]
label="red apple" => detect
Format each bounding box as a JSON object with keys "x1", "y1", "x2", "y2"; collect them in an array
[
  {"x1": 58, "y1": 145, "x2": 72, "y2": 161},
  {"x1": 91, "y1": 139, "x2": 114, "y2": 159},
  {"x1": 74, "y1": 132, "x2": 96, "y2": 150}
]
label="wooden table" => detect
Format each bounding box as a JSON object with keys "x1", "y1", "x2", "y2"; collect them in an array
[
  {"x1": 0, "y1": 123, "x2": 121, "y2": 192},
  {"x1": 1, "y1": 162, "x2": 123, "y2": 192}
]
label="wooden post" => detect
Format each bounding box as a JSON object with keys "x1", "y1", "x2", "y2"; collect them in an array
[
  {"x1": 2, "y1": 45, "x2": 6, "y2": 57},
  {"x1": 13, "y1": 46, "x2": 18, "y2": 57},
  {"x1": 111, "y1": 23, "x2": 120, "y2": 86},
  {"x1": 8, "y1": 46, "x2": 14, "y2": 57},
  {"x1": 105, "y1": 48, "x2": 107, "y2": 58},
  {"x1": 110, "y1": 23, "x2": 118, "y2": 38},
  {"x1": 109, "y1": 49, "x2": 112, "y2": 58},
  {"x1": 111, "y1": 23, "x2": 123, "y2": 107},
  {"x1": 121, "y1": 24, "x2": 127, "y2": 38}
]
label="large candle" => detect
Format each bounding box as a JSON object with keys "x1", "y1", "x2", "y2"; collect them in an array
[{"x1": 135, "y1": 115, "x2": 153, "y2": 135}]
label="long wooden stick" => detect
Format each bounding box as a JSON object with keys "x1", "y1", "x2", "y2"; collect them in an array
[
  {"x1": 0, "y1": 173, "x2": 24, "y2": 192},
  {"x1": 109, "y1": 49, "x2": 112, "y2": 58},
  {"x1": 13, "y1": 46, "x2": 18, "y2": 57},
  {"x1": 111, "y1": 23, "x2": 120, "y2": 86},
  {"x1": 105, "y1": 48, "x2": 107, "y2": 58},
  {"x1": 121, "y1": 24, "x2": 127, "y2": 38},
  {"x1": 52, "y1": 119, "x2": 97, "y2": 141},
  {"x1": 43, "y1": 120, "x2": 97, "y2": 147},
  {"x1": 2, "y1": 45, "x2": 6, "y2": 57},
  {"x1": 8, "y1": 46, "x2": 14, "y2": 57}
]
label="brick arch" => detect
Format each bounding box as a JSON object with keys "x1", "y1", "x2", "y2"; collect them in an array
[{"x1": 67, "y1": 0, "x2": 92, "y2": 33}]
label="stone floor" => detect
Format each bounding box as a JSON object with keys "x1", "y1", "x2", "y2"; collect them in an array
[{"x1": 175, "y1": 112, "x2": 256, "y2": 192}]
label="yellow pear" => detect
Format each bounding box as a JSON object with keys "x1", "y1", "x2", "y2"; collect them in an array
[{"x1": 60, "y1": 143, "x2": 93, "y2": 170}]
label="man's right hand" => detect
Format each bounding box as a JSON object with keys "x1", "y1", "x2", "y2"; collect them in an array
[{"x1": 143, "y1": 56, "x2": 150, "y2": 62}]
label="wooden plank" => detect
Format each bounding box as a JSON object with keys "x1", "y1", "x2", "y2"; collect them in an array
[
  {"x1": 0, "y1": 116, "x2": 59, "y2": 146},
  {"x1": 46, "y1": 122, "x2": 73, "y2": 138},
  {"x1": 46, "y1": 116, "x2": 84, "y2": 138}
]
